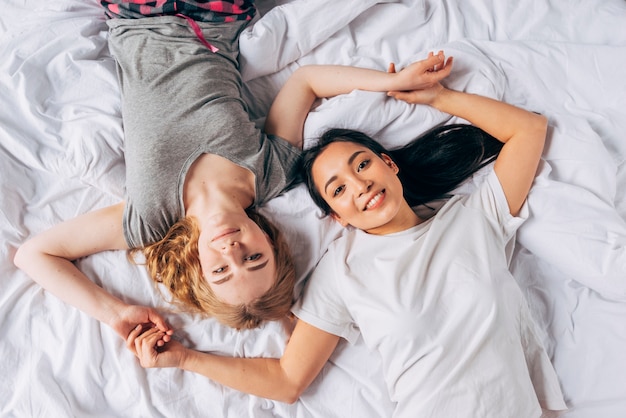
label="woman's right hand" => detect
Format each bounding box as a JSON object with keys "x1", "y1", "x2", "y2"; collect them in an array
[
  {"x1": 388, "y1": 82, "x2": 448, "y2": 107},
  {"x1": 127, "y1": 325, "x2": 186, "y2": 369},
  {"x1": 110, "y1": 304, "x2": 173, "y2": 346}
]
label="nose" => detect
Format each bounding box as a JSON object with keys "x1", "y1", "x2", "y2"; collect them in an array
[
  {"x1": 353, "y1": 177, "x2": 372, "y2": 197},
  {"x1": 220, "y1": 240, "x2": 240, "y2": 254}
]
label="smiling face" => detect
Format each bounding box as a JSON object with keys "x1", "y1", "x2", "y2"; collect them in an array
[
  {"x1": 197, "y1": 212, "x2": 276, "y2": 305},
  {"x1": 311, "y1": 141, "x2": 419, "y2": 235}
]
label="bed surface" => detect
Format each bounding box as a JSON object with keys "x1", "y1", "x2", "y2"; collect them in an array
[{"x1": 1, "y1": 0, "x2": 625, "y2": 417}]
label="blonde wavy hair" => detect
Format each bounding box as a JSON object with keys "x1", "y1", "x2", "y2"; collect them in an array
[{"x1": 133, "y1": 209, "x2": 296, "y2": 330}]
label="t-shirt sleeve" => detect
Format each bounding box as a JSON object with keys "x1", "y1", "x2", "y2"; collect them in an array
[
  {"x1": 123, "y1": 197, "x2": 177, "y2": 248},
  {"x1": 252, "y1": 132, "x2": 302, "y2": 207},
  {"x1": 471, "y1": 170, "x2": 529, "y2": 240},
  {"x1": 463, "y1": 170, "x2": 529, "y2": 265},
  {"x1": 291, "y1": 250, "x2": 360, "y2": 344}
]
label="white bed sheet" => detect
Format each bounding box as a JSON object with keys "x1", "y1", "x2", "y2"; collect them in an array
[{"x1": 1, "y1": 0, "x2": 625, "y2": 417}]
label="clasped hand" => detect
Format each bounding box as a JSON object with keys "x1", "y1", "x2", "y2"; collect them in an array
[
  {"x1": 109, "y1": 303, "x2": 181, "y2": 368},
  {"x1": 126, "y1": 323, "x2": 186, "y2": 369},
  {"x1": 387, "y1": 50, "x2": 453, "y2": 105}
]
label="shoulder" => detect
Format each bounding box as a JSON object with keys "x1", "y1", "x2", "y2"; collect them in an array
[
  {"x1": 441, "y1": 170, "x2": 527, "y2": 242},
  {"x1": 455, "y1": 170, "x2": 527, "y2": 221}
]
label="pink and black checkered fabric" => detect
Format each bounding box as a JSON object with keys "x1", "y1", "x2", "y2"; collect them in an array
[{"x1": 100, "y1": 0, "x2": 256, "y2": 22}]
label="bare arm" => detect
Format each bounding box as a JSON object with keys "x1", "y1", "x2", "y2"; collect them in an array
[
  {"x1": 130, "y1": 319, "x2": 341, "y2": 403},
  {"x1": 13, "y1": 202, "x2": 171, "y2": 340},
  {"x1": 389, "y1": 53, "x2": 547, "y2": 216},
  {"x1": 265, "y1": 53, "x2": 452, "y2": 149},
  {"x1": 431, "y1": 89, "x2": 547, "y2": 216}
]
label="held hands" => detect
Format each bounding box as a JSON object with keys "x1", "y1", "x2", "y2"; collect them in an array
[
  {"x1": 109, "y1": 303, "x2": 181, "y2": 369},
  {"x1": 109, "y1": 303, "x2": 173, "y2": 347},
  {"x1": 387, "y1": 51, "x2": 453, "y2": 105},
  {"x1": 126, "y1": 325, "x2": 186, "y2": 368}
]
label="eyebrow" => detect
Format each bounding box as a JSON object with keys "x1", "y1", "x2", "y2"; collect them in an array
[
  {"x1": 248, "y1": 259, "x2": 269, "y2": 272},
  {"x1": 211, "y1": 259, "x2": 270, "y2": 285},
  {"x1": 323, "y1": 150, "x2": 365, "y2": 194}
]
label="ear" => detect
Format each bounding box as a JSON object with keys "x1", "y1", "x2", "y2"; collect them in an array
[
  {"x1": 381, "y1": 153, "x2": 399, "y2": 174},
  {"x1": 330, "y1": 212, "x2": 349, "y2": 227}
]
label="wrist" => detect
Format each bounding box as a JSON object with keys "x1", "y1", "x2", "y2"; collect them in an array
[
  {"x1": 388, "y1": 71, "x2": 408, "y2": 92},
  {"x1": 103, "y1": 299, "x2": 130, "y2": 330},
  {"x1": 178, "y1": 346, "x2": 193, "y2": 371},
  {"x1": 430, "y1": 86, "x2": 454, "y2": 109}
]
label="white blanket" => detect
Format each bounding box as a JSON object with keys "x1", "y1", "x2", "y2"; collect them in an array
[{"x1": 1, "y1": 0, "x2": 625, "y2": 417}]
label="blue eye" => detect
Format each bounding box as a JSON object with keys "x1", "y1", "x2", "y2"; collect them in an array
[{"x1": 245, "y1": 253, "x2": 262, "y2": 262}]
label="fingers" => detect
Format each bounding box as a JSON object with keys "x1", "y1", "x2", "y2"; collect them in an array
[
  {"x1": 138, "y1": 327, "x2": 164, "y2": 351},
  {"x1": 126, "y1": 323, "x2": 171, "y2": 354},
  {"x1": 387, "y1": 62, "x2": 396, "y2": 73},
  {"x1": 126, "y1": 324, "x2": 144, "y2": 354},
  {"x1": 134, "y1": 327, "x2": 166, "y2": 366},
  {"x1": 430, "y1": 56, "x2": 453, "y2": 80},
  {"x1": 387, "y1": 90, "x2": 410, "y2": 101},
  {"x1": 425, "y1": 50, "x2": 451, "y2": 73},
  {"x1": 148, "y1": 311, "x2": 173, "y2": 334}
]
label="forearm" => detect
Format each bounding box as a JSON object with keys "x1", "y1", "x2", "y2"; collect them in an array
[
  {"x1": 181, "y1": 350, "x2": 302, "y2": 403},
  {"x1": 15, "y1": 245, "x2": 127, "y2": 326},
  {"x1": 266, "y1": 54, "x2": 450, "y2": 147},
  {"x1": 430, "y1": 89, "x2": 546, "y2": 144},
  {"x1": 130, "y1": 321, "x2": 339, "y2": 404},
  {"x1": 14, "y1": 202, "x2": 131, "y2": 326},
  {"x1": 431, "y1": 88, "x2": 547, "y2": 215},
  {"x1": 296, "y1": 65, "x2": 398, "y2": 98},
  {"x1": 265, "y1": 65, "x2": 395, "y2": 146}
]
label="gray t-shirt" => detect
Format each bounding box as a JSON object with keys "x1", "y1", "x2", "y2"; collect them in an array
[{"x1": 107, "y1": 17, "x2": 301, "y2": 248}]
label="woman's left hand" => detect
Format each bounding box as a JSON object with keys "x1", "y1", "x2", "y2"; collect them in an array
[{"x1": 388, "y1": 51, "x2": 453, "y2": 93}]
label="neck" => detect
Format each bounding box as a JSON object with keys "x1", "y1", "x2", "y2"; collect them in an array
[
  {"x1": 183, "y1": 154, "x2": 256, "y2": 221},
  {"x1": 186, "y1": 182, "x2": 253, "y2": 220}
]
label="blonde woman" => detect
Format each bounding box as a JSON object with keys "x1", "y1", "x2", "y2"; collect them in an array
[{"x1": 14, "y1": 0, "x2": 451, "y2": 345}]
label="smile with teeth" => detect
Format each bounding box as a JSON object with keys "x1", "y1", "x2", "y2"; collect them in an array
[{"x1": 364, "y1": 190, "x2": 384, "y2": 210}]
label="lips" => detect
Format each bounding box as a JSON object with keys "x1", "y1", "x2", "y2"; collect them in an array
[
  {"x1": 211, "y1": 228, "x2": 239, "y2": 242},
  {"x1": 364, "y1": 190, "x2": 385, "y2": 211}
]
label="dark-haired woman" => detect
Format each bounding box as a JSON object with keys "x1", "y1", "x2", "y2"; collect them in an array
[{"x1": 128, "y1": 52, "x2": 567, "y2": 417}]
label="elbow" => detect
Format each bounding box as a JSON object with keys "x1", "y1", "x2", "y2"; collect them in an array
[
  {"x1": 280, "y1": 386, "x2": 305, "y2": 405},
  {"x1": 14, "y1": 238, "x2": 46, "y2": 274},
  {"x1": 537, "y1": 113, "x2": 548, "y2": 130},
  {"x1": 527, "y1": 113, "x2": 548, "y2": 153},
  {"x1": 276, "y1": 376, "x2": 310, "y2": 404},
  {"x1": 13, "y1": 240, "x2": 31, "y2": 271},
  {"x1": 532, "y1": 113, "x2": 549, "y2": 139}
]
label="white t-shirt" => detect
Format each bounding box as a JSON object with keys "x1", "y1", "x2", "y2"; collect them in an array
[{"x1": 292, "y1": 171, "x2": 566, "y2": 418}]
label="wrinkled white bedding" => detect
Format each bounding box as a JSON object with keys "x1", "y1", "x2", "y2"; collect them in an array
[{"x1": 1, "y1": 0, "x2": 625, "y2": 417}]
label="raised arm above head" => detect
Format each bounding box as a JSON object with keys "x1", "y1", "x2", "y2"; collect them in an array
[
  {"x1": 265, "y1": 53, "x2": 453, "y2": 149},
  {"x1": 389, "y1": 52, "x2": 547, "y2": 216}
]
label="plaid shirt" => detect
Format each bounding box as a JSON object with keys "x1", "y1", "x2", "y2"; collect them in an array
[{"x1": 100, "y1": 0, "x2": 256, "y2": 22}]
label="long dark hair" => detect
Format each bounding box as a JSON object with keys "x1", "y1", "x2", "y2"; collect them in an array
[{"x1": 301, "y1": 124, "x2": 503, "y2": 215}]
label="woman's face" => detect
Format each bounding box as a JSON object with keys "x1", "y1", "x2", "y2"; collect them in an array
[
  {"x1": 197, "y1": 212, "x2": 276, "y2": 305},
  {"x1": 311, "y1": 141, "x2": 415, "y2": 235}
]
